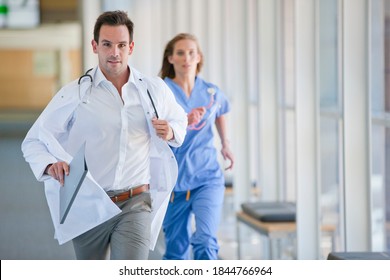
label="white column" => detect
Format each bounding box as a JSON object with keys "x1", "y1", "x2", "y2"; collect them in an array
[
  {"x1": 80, "y1": 0, "x2": 101, "y2": 71},
  {"x1": 295, "y1": 0, "x2": 320, "y2": 259},
  {"x1": 342, "y1": 0, "x2": 371, "y2": 251},
  {"x1": 258, "y1": 0, "x2": 279, "y2": 200}
]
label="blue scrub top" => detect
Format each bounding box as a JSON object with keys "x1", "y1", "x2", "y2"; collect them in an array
[{"x1": 164, "y1": 77, "x2": 231, "y2": 192}]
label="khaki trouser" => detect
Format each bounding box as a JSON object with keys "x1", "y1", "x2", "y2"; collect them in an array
[{"x1": 72, "y1": 192, "x2": 152, "y2": 260}]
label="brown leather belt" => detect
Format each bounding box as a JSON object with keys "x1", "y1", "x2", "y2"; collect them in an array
[{"x1": 110, "y1": 184, "x2": 149, "y2": 203}]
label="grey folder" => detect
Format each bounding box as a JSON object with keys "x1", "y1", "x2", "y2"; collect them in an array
[{"x1": 60, "y1": 143, "x2": 88, "y2": 224}]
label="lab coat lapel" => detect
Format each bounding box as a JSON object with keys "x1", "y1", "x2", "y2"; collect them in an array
[{"x1": 132, "y1": 69, "x2": 177, "y2": 250}]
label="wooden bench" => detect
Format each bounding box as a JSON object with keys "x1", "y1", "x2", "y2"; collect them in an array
[{"x1": 236, "y1": 211, "x2": 335, "y2": 259}]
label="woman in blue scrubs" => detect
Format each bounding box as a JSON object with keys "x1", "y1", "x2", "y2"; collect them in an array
[{"x1": 159, "y1": 33, "x2": 234, "y2": 259}]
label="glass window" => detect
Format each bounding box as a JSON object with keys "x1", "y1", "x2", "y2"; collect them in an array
[
  {"x1": 319, "y1": 0, "x2": 339, "y2": 109},
  {"x1": 370, "y1": 0, "x2": 390, "y2": 251},
  {"x1": 319, "y1": 118, "x2": 343, "y2": 256},
  {"x1": 371, "y1": 125, "x2": 388, "y2": 250},
  {"x1": 318, "y1": 0, "x2": 344, "y2": 257},
  {"x1": 281, "y1": 0, "x2": 296, "y2": 109},
  {"x1": 283, "y1": 110, "x2": 296, "y2": 201},
  {"x1": 280, "y1": 0, "x2": 296, "y2": 202}
]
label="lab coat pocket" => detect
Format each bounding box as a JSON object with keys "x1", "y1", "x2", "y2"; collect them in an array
[{"x1": 150, "y1": 157, "x2": 167, "y2": 192}]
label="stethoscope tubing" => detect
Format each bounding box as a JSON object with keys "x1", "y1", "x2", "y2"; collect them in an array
[{"x1": 77, "y1": 69, "x2": 159, "y2": 118}]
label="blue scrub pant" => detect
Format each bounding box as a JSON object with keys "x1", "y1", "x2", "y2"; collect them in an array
[{"x1": 162, "y1": 184, "x2": 225, "y2": 260}]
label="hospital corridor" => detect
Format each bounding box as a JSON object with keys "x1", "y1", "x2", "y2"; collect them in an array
[{"x1": 1, "y1": 0, "x2": 390, "y2": 261}]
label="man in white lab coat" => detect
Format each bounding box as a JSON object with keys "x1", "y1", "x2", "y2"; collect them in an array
[{"x1": 21, "y1": 10, "x2": 187, "y2": 260}]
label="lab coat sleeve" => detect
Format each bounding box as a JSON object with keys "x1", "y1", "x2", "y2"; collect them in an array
[
  {"x1": 158, "y1": 80, "x2": 188, "y2": 147},
  {"x1": 21, "y1": 84, "x2": 78, "y2": 181},
  {"x1": 22, "y1": 79, "x2": 121, "y2": 245}
]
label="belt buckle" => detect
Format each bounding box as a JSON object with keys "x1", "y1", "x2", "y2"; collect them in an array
[{"x1": 129, "y1": 188, "x2": 133, "y2": 198}]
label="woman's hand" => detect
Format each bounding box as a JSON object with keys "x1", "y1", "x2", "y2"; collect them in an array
[
  {"x1": 188, "y1": 107, "x2": 206, "y2": 125},
  {"x1": 221, "y1": 140, "x2": 234, "y2": 170}
]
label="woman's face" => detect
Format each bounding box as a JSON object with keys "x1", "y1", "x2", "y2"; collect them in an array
[{"x1": 168, "y1": 39, "x2": 201, "y2": 77}]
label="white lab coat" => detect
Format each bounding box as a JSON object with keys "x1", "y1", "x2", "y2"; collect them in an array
[{"x1": 21, "y1": 67, "x2": 187, "y2": 250}]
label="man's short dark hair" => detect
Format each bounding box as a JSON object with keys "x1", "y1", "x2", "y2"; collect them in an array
[{"x1": 93, "y1": 10, "x2": 134, "y2": 43}]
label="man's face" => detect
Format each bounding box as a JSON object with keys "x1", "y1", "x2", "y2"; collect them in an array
[{"x1": 92, "y1": 24, "x2": 134, "y2": 79}]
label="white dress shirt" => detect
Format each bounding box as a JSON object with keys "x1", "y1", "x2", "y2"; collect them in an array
[
  {"x1": 21, "y1": 66, "x2": 187, "y2": 249},
  {"x1": 66, "y1": 68, "x2": 152, "y2": 191}
]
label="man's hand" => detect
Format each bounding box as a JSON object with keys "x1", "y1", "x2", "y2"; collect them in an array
[
  {"x1": 45, "y1": 162, "x2": 69, "y2": 186},
  {"x1": 152, "y1": 118, "x2": 174, "y2": 141}
]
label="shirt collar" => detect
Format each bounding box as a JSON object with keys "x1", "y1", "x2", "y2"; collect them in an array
[
  {"x1": 128, "y1": 67, "x2": 136, "y2": 85},
  {"x1": 92, "y1": 65, "x2": 135, "y2": 87},
  {"x1": 92, "y1": 66, "x2": 106, "y2": 87}
]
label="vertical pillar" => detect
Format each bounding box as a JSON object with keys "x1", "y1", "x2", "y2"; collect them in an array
[
  {"x1": 80, "y1": 0, "x2": 101, "y2": 71},
  {"x1": 295, "y1": 0, "x2": 320, "y2": 259},
  {"x1": 258, "y1": 0, "x2": 279, "y2": 201},
  {"x1": 342, "y1": 0, "x2": 371, "y2": 251}
]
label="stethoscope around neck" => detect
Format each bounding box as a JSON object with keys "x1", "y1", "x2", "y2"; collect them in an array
[{"x1": 77, "y1": 68, "x2": 159, "y2": 118}]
